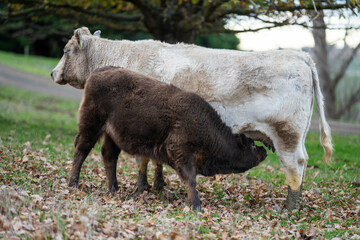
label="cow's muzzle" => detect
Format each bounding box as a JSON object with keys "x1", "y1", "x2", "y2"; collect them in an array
[
  {"x1": 255, "y1": 146, "x2": 267, "y2": 166},
  {"x1": 51, "y1": 71, "x2": 66, "y2": 85}
]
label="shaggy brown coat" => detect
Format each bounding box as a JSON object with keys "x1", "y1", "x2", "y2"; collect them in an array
[{"x1": 69, "y1": 66, "x2": 267, "y2": 210}]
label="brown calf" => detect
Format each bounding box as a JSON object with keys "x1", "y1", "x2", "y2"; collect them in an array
[{"x1": 69, "y1": 66, "x2": 267, "y2": 210}]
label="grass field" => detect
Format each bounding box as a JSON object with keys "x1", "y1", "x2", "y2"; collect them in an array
[
  {"x1": 0, "y1": 83, "x2": 359, "y2": 239},
  {"x1": 0, "y1": 50, "x2": 59, "y2": 77}
]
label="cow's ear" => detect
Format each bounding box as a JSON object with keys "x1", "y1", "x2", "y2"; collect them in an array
[
  {"x1": 93, "y1": 30, "x2": 101, "y2": 38},
  {"x1": 74, "y1": 27, "x2": 90, "y2": 49}
]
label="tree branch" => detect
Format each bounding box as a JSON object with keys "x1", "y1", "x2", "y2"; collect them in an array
[
  {"x1": 123, "y1": 0, "x2": 155, "y2": 14},
  {"x1": 1, "y1": 5, "x2": 45, "y2": 17},
  {"x1": 47, "y1": 2, "x2": 142, "y2": 21},
  {"x1": 217, "y1": 2, "x2": 358, "y2": 19},
  {"x1": 4, "y1": 0, "x2": 142, "y2": 22},
  {"x1": 0, "y1": 5, "x2": 45, "y2": 23},
  {"x1": 335, "y1": 88, "x2": 360, "y2": 119},
  {"x1": 201, "y1": 21, "x2": 300, "y2": 34},
  {"x1": 332, "y1": 42, "x2": 360, "y2": 88},
  {"x1": 203, "y1": 0, "x2": 230, "y2": 20}
]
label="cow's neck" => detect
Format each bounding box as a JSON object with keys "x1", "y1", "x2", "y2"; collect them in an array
[{"x1": 86, "y1": 38, "x2": 161, "y2": 76}]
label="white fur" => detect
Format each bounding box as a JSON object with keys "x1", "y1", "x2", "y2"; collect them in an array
[{"x1": 52, "y1": 27, "x2": 333, "y2": 191}]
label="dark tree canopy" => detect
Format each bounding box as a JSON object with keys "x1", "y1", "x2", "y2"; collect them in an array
[{"x1": 2, "y1": 0, "x2": 359, "y2": 44}]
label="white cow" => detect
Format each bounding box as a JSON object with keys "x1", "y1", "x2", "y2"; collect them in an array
[{"x1": 51, "y1": 27, "x2": 333, "y2": 210}]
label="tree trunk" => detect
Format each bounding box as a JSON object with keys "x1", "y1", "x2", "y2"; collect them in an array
[{"x1": 311, "y1": 11, "x2": 337, "y2": 119}]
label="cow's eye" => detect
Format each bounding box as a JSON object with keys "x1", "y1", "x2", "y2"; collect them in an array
[{"x1": 64, "y1": 49, "x2": 71, "y2": 54}]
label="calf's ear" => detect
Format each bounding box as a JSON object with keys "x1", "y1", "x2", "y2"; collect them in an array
[
  {"x1": 235, "y1": 133, "x2": 252, "y2": 148},
  {"x1": 74, "y1": 27, "x2": 90, "y2": 49}
]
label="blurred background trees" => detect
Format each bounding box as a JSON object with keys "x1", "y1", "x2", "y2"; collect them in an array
[
  {"x1": 311, "y1": 10, "x2": 360, "y2": 120},
  {"x1": 0, "y1": 0, "x2": 359, "y2": 121},
  {"x1": 1, "y1": 0, "x2": 357, "y2": 56}
]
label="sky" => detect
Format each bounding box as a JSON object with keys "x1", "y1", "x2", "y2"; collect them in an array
[
  {"x1": 237, "y1": 26, "x2": 360, "y2": 51},
  {"x1": 231, "y1": 12, "x2": 360, "y2": 51}
]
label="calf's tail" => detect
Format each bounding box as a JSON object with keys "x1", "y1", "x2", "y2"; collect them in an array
[{"x1": 308, "y1": 55, "x2": 333, "y2": 164}]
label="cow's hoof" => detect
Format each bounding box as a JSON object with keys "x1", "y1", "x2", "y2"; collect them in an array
[
  {"x1": 153, "y1": 179, "x2": 167, "y2": 192},
  {"x1": 286, "y1": 186, "x2": 302, "y2": 211}
]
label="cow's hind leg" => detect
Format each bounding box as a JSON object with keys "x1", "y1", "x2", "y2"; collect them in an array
[
  {"x1": 277, "y1": 145, "x2": 308, "y2": 211},
  {"x1": 101, "y1": 134, "x2": 121, "y2": 192},
  {"x1": 286, "y1": 136, "x2": 310, "y2": 210}
]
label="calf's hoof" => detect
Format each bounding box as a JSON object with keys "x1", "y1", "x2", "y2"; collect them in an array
[
  {"x1": 134, "y1": 183, "x2": 151, "y2": 195},
  {"x1": 286, "y1": 186, "x2": 302, "y2": 211},
  {"x1": 153, "y1": 178, "x2": 167, "y2": 192},
  {"x1": 68, "y1": 179, "x2": 79, "y2": 188},
  {"x1": 108, "y1": 183, "x2": 119, "y2": 193},
  {"x1": 136, "y1": 173, "x2": 150, "y2": 194},
  {"x1": 192, "y1": 204, "x2": 202, "y2": 212}
]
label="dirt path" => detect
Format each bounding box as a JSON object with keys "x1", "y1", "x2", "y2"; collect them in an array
[
  {"x1": 0, "y1": 64, "x2": 82, "y2": 100},
  {"x1": 1, "y1": 64, "x2": 359, "y2": 135}
]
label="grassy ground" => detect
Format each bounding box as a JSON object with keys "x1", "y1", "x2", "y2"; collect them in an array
[
  {"x1": 0, "y1": 84, "x2": 359, "y2": 239},
  {"x1": 0, "y1": 50, "x2": 58, "y2": 77}
]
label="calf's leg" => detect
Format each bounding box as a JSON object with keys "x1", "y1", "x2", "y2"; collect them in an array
[
  {"x1": 153, "y1": 163, "x2": 167, "y2": 191},
  {"x1": 69, "y1": 133, "x2": 99, "y2": 188},
  {"x1": 101, "y1": 134, "x2": 121, "y2": 192},
  {"x1": 136, "y1": 158, "x2": 167, "y2": 193},
  {"x1": 69, "y1": 105, "x2": 104, "y2": 189},
  {"x1": 136, "y1": 156, "x2": 151, "y2": 193},
  {"x1": 175, "y1": 156, "x2": 201, "y2": 211}
]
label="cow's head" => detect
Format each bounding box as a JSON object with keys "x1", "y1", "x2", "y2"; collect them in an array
[
  {"x1": 51, "y1": 27, "x2": 101, "y2": 89},
  {"x1": 235, "y1": 133, "x2": 267, "y2": 168}
]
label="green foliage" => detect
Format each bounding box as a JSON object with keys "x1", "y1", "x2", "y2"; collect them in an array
[
  {"x1": 0, "y1": 17, "x2": 75, "y2": 57},
  {"x1": 195, "y1": 33, "x2": 240, "y2": 49},
  {"x1": 2, "y1": 0, "x2": 356, "y2": 57}
]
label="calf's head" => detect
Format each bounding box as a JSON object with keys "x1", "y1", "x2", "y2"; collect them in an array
[
  {"x1": 235, "y1": 133, "x2": 267, "y2": 167},
  {"x1": 51, "y1": 27, "x2": 101, "y2": 89}
]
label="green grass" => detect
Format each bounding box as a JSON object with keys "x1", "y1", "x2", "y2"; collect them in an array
[
  {"x1": 0, "y1": 50, "x2": 58, "y2": 77},
  {"x1": 0, "y1": 84, "x2": 359, "y2": 239}
]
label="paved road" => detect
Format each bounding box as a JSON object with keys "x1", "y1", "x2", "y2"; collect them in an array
[
  {"x1": 1, "y1": 64, "x2": 359, "y2": 135},
  {"x1": 310, "y1": 119, "x2": 360, "y2": 136},
  {"x1": 0, "y1": 64, "x2": 82, "y2": 100}
]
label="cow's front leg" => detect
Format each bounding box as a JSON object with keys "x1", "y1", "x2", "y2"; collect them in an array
[
  {"x1": 153, "y1": 163, "x2": 167, "y2": 191},
  {"x1": 135, "y1": 156, "x2": 151, "y2": 193},
  {"x1": 101, "y1": 134, "x2": 121, "y2": 192}
]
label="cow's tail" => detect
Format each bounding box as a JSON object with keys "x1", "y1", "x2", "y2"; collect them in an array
[{"x1": 308, "y1": 55, "x2": 333, "y2": 164}]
